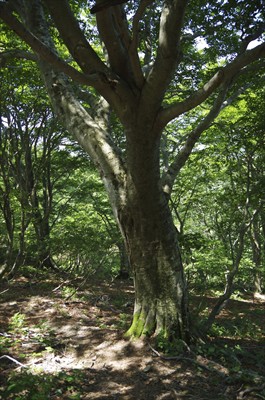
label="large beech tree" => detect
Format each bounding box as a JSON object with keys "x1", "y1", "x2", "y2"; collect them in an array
[{"x1": 0, "y1": 0, "x2": 264, "y2": 341}]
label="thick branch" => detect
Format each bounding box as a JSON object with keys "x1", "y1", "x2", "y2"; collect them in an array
[
  {"x1": 140, "y1": 0, "x2": 188, "y2": 113},
  {"x1": 90, "y1": 0, "x2": 128, "y2": 14},
  {"x1": 239, "y1": 23, "x2": 265, "y2": 53},
  {"x1": 43, "y1": 0, "x2": 107, "y2": 75},
  {"x1": 114, "y1": 6, "x2": 145, "y2": 88},
  {"x1": 131, "y1": 0, "x2": 153, "y2": 49},
  {"x1": 42, "y1": 65, "x2": 127, "y2": 213},
  {"x1": 160, "y1": 42, "x2": 265, "y2": 126},
  {"x1": 43, "y1": 0, "x2": 137, "y2": 120},
  {"x1": 129, "y1": 0, "x2": 153, "y2": 86},
  {"x1": 95, "y1": 8, "x2": 133, "y2": 85},
  {"x1": 0, "y1": 3, "x2": 96, "y2": 86}
]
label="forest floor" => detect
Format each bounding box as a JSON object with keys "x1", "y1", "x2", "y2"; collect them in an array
[{"x1": 0, "y1": 273, "x2": 265, "y2": 400}]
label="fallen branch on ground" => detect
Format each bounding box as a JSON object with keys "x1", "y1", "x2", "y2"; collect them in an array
[{"x1": 0, "y1": 355, "x2": 27, "y2": 368}]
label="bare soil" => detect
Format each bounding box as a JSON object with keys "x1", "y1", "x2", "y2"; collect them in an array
[{"x1": 0, "y1": 276, "x2": 264, "y2": 399}]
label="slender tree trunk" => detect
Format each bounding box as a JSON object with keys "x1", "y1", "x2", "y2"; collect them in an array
[
  {"x1": 254, "y1": 272, "x2": 262, "y2": 295},
  {"x1": 0, "y1": 145, "x2": 15, "y2": 279},
  {"x1": 36, "y1": 222, "x2": 53, "y2": 269},
  {"x1": 0, "y1": 194, "x2": 15, "y2": 279},
  {"x1": 251, "y1": 219, "x2": 262, "y2": 295},
  {"x1": 117, "y1": 241, "x2": 130, "y2": 278}
]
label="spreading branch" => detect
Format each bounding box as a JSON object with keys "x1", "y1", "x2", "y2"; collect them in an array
[
  {"x1": 0, "y1": 49, "x2": 36, "y2": 67},
  {"x1": 43, "y1": 0, "x2": 137, "y2": 117},
  {"x1": 162, "y1": 80, "x2": 231, "y2": 195},
  {"x1": 0, "y1": 1, "x2": 136, "y2": 121},
  {"x1": 159, "y1": 42, "x2": 265, "y2": 126},
  {"x1": 43, "y1": 0, "x2": 107, "y2": 75},
  {"x1": 0, "y1": 2, "x2": 96, "y2": 86}
]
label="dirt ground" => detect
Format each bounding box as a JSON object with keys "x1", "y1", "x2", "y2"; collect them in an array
[{"x1": 0, "y1": 276, "x2": 264, "y2": 400}]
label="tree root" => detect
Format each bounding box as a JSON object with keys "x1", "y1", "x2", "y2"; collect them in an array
[
  {"x1": 237, "y1": 384, "x2": 265, "y2": 399},
  {"x1": 148, "y1": 343, "x2": 228, "y2": 378}
]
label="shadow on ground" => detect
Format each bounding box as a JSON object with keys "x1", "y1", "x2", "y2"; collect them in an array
[{"x1": 0, "y1": 277, "x2": 264, "y2": 399}]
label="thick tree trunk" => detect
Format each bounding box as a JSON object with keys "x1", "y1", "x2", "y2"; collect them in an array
[
  {"x1": 120, "y1": 193, "x2": 189, "y2": 341},
  {"x1": 116, "y1": 129, "x2": 190, "y2": 341}
]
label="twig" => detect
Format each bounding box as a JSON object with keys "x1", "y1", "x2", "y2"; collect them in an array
[
  {"x1": 148, "y1": 343, "x2": 187, "y2": 361},
  {"x1": 0, "y1": 355, "x2": 27, "y2": 368},
  {"x1": 52, "y1": 280, "x2": 70, "y2": 291}
]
